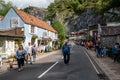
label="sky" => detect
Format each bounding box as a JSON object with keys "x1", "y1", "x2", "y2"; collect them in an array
[{"x1": 4, "y1": 0, "x2": 54, "y2": 8}]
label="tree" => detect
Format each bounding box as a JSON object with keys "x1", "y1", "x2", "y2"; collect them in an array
[
  {"x1": 52, "y1": 19, "x2": 66, "y2": 48},
  {"x1": 0, "y1": 0, "x2": 12, "y2": 16}
]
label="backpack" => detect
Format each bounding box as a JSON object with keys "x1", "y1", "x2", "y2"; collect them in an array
[
  {"x1": 32, "y1": 48, "x2": 36, "y2": 55},
  {"x1": 63, "y1": 45, "x2": 69, "y2": 54}
]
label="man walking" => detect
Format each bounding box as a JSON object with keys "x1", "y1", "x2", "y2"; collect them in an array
[
  {"x1": 62, "y1": 41, "x2": 70, "y2": 64},
  {"x1": 32, "y1": 44, "x2": 37, "y2": 62}
]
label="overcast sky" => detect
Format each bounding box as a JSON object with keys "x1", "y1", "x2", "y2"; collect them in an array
[{"x1": 5, "y1": 0, "x2": 54, "y2": 8}]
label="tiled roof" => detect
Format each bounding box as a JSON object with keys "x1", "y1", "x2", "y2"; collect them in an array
[
  {"x1": 13, "y1": 7, "x2": 57, "y2": 33},
  {"x1": 101, "y1": 26, "x2": 120, "y2": 36}
]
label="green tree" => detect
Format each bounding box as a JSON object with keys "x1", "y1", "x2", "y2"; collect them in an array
[
  {"x1": 0, "y1": 0, "x2": 12, "y2": 16},
  {"x1": 52, "y1": 19, "x2": 66, "y2": 48}
]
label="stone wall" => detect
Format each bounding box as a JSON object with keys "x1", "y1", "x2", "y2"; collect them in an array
[
  {"x1": 117, "y1": 35, "x2": 120, "y2": 43},
  {"x1": 101, "y1": 36, "x2": 116, "y2": 48}
]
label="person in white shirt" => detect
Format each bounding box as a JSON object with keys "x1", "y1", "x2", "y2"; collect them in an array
[
  {"x1": 40, "y1": 44, "x2": 45, "y2": 53},
  {"x1": 26, "y1": 42, "x2": 32, "y2": 64}
]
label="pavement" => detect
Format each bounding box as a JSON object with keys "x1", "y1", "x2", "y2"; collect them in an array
[{"x1": 84, "y1": 48, "x2": 120, "y2": 80}]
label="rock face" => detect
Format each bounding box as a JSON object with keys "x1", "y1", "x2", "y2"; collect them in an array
[
  {"x1": 67, "y1": 8, "x2": 103, "y2": 32},
  {"x1": 26, "y1": 6, "x2": 47, "y2": 20},
  {"x1": 25, "y1": 6, "x2": 120, "y2": 32},
  {"x1": 66, "y1": 7, "x2": 120, "y2": 32}
]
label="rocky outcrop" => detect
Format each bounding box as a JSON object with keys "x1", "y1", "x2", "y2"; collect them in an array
[
  {"x1": 26, "y1": 6, "x2": 47, "y2": 20},
  {"x1": 25, "y1": 6, "x2": 120, "y2": 32},
  {"x1": 66, "y1": 7, "x2": 120, "y2": 32}
]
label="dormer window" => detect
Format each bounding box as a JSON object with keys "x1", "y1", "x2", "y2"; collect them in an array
[{"x1": 11, "y1": 17, "x2": 19, "y2": 28}]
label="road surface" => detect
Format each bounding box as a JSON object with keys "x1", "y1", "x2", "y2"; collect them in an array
[{"x1": 0, "y1": 42, "x2": 100, "y2": 80}]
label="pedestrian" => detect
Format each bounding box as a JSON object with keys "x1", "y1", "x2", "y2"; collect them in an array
[
  {"x1": 112, "y1": 43, "x2": 119, "y2": 62},
  {"x1": 95, "y1": 42, "x2": 102, "y2": 58},
  {"x1": 62, "y1": 41, "x2": 70, "y2": 64},
  {"x1": 102, "y1": 47, "x2": 108, "y2": 57},
  {"x1": 90, "y1": 41, "x2": 93, "y2": 49},
  {"x1": 16, "y1": 45, "x2": 26, "y2": 72},
  {"x1": 40, "y1": 43, "x2": 45, "y2": 53},
  {"x1": 32, "y1": 44, "x2": 37, "y2": 62},
  {"x1": 87, "y1": 41, "x2": 91, "y2": 49},
  {"x1": 26, "y1": 42, "x2": 32, "y2": 64}
]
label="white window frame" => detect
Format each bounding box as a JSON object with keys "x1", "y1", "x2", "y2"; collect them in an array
[
  {"x1": 30, "y1": 25, "x2": 35, "y2": 34},
  {"x1": 11, "y1": 17, "x2": 19, "y2": 28}
]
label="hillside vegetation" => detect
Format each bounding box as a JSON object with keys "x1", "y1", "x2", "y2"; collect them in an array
[
  {"x1": 0, "y1": 0, "x2": 12, "y2": 16},
  {"x1": 46, "y1": 0, "x2": 120, "y2": 22},
  {"x1": 44, "y1": 0, "x2": 120, "y2": 32}
]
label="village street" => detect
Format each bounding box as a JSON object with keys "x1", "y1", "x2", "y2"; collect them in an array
[{"x1": 0, "y1": 42, "x2": 101, "y2": 80}]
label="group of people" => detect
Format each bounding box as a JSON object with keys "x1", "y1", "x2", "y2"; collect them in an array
[
  {"x1": 95, "y1": 42, "x2": 107, "y2": 58},
  {"x1": 15, "y1": 40, "x2": 120, "y2": 71},
  {"x1": 86, "y1": 41, "x2": 93, "y2": 49},
  {"x1": 16, "y1": 42, "x2": 37, "y2": 72},
  {"x1": 15, "y1": 41, "x2": 71, "y2": 71},
  {"x1": 95, "y1": 42, "x2": 120, "y2": 62}
]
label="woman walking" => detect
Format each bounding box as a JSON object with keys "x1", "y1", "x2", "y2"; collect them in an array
[{"x1": 16, "y1": 45, "x2": 26, "y2": 72}]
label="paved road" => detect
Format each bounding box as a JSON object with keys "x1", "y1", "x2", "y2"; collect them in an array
[{"x1": 0, "y1": 43, "x2": 100, "y2": 80}]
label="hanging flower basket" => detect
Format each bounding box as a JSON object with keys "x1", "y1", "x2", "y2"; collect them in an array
[
  {"x1": 32, "y1": 35, "x2": 38, "y2": 40},
  {"x1": 31, "y1": 35, "x2": 38, "y2": 44},
  {"x1": 49, "y1": 37, "x2": 52, "y2": 42}
]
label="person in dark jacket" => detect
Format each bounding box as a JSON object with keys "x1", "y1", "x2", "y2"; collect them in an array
[
  {"x1": 95, "y1": 42, "x2": 102, "y2": 57},
  {"x1": 112, "y1": 43, "x2": 119, "y2": 62},
  {"x1": 62, "y1": 41, "x2": 70, "y2": 64}
]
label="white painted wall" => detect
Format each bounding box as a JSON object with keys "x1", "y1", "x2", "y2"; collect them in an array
[{"x1": 5, "y1": 40, "x2": 15, "y2": 56}]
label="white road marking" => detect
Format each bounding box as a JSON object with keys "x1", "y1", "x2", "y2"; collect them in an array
[
  {"x1": 84, "y1": 50, "x2": 100, "y2": 74},
  {"x1": 37, "y1": 61, "x2": 59, "y2": 78}
]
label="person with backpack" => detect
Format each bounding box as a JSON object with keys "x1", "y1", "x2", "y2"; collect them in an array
[
  {"x1": 62, "y1": 41, "x2": 70, "y2": 64},
  {"x1": 32, "y1": 44, "x2": 37, "y2": 62}
]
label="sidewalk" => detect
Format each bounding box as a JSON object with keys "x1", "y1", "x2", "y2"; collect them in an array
[
  {"x1": 0, "y1": 50, "x2": 60, "y2": 75},
  {"x1": 85, "y1": 48, "x2": 120, "y2": 80}
]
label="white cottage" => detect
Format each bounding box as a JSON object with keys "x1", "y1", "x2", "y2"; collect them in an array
[{"x1": 0, "y1": 7, "x2": 58, "y2": 55}]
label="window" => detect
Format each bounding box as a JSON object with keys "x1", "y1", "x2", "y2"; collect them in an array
[
  {"x1": 11, "y1": 17, "x2": 19, "y2": 28},
  {"x1": 42, "y1": 31, "x2": 47, "y2": 37},
  {"x1": 31, "y1": 26, "x2": 35, "y2": 33}
]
